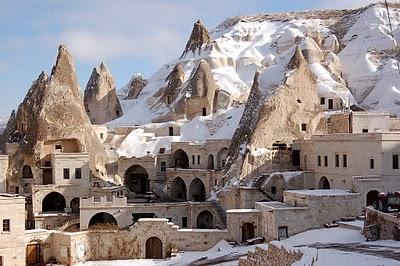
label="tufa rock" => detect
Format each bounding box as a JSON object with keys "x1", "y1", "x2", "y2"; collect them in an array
[
  {"x1": 181, "y1": 20, "x2": 211, "y2": 58},
  {"x1": 84, "y1": 62, "x2": 123, "y2": 124},
  {"x1": 0, "y1": 110, "x2": 16, "y2": 154},
  {"x1": 163, "y1": 63, "x2": 185, "y2": 105},
  {"x1": 125, "y1": 74, "x2": 148, "y2": 100},
  {"x1": 7, "y1": 45, "x2": 108, "y2": 191}
]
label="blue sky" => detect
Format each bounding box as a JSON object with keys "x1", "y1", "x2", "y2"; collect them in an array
[{"x1": 0, "y1": 0, "x2": 380, "y2": 117}]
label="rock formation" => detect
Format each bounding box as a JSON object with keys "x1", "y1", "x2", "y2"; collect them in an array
[
  {"x1": 125, "y1": 74, "x2": 148, "y2": 100},
  {"x1": 184, "y1": 60, "x2": 218, "y2": 118},
  {"x1": 228, "y1": 48, "x2": 326, "y2": 180},
  {"x1": 181, "y1": 20, "x2": 211, "y2": 58},
  {"x1": 84, "y1": 62, "x2": 123, "y2": 124},
  {"x1": 0, "y1": 110, "x2": 16, "y2": 154},
  {"x1": 6, "y1": 45, "x2": 108, "y2": 191}
]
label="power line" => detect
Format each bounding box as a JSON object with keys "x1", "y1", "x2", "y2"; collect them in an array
[{"x1": 384, "y1": 0, "x2": 400, "y2": 76}]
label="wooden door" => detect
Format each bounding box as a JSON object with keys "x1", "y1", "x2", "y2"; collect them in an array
[
  {"x1": 146, "y1": 237, "x2": 163, "y2": 259},
  {"x1": 26, "y1": 243, "x2": 41, "y2": 266},
  {"x1": 242, "y1": 223, "x2": 255, "y2": 243}
]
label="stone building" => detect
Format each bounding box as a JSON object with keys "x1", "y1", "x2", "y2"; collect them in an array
[{"x1": 0, "y1": 194, "x2": 26, "y2": 266}]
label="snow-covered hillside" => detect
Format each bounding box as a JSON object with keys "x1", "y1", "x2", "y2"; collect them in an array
[
  {"x1": 110, "y1": 3, "x2": 400, "y2": 158},
  {"x1": 0, "y1": 116, "x2": 8, "y2": 134}
]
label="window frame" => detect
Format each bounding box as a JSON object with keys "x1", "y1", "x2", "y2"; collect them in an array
[
  {"x1": 343, "y1": 154, "x2": 347, "y2": 168},
  {"x1": 63, "y1": 168, "x2": 70, "y2": 179},
  {"x1": 2, "y1": 219, "x2": 10, "y2": 232},
  {"x1": 324, "y1": 156, "x2": 328, "y2": 167},
  {"x1": 75, "y1": 168, "x2": 82, "y2": 179}
]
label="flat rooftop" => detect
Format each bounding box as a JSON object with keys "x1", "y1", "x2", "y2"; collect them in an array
[
  {"x1": 285, "y1": 189, "x2": 356, "y2": 196},
  {"x1": 0, "y1": 193, "x2": 25, "y2": 199},
  {"x1": 226, "y1": 209, "x2": 261, "y2": 213},
  {"x1": 256, "y1": 201, "x2": 307, "y2": 210}
]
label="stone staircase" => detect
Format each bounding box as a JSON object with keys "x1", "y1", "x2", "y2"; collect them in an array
[
  {"x1": 58, "y1": 217, "x2": 80, "y2": 231},
  {"x1": 211, "y1": 200, "x2": 227, "y2": 227}
]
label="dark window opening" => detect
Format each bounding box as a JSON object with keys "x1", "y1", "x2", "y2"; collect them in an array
[
  {"x1": 335, "y1": 154, "x2": 339, "y2": 167},
  {"x1": 182, "y1": 217, "x2": 188, "y2": 228},
  {"x1": 3, "y1": 219, "x2": 10, "y2": 232},
  {"x1": 393, "y1": 154, "x2": 399, "y2": 169},
  {"x1": 301, "y1": 123, "x2": 307, "y2": 132},
  {"x1": 116, "y1": 111, "x2": 120, "y2": 116},
  {"x1": 100, "y1": 133, "x2": 104, "y2": 139},
  {"x1": 192, "y1": 155, "x2": 195, "y2": 165},
  {"x1": 159, "y1": 148, "x2": 165, "y2": 154},
  {"x1": 169, "y1": 127, "x2": 174, "y2": 136},
  {"x1": 197, "y1": 155, "x2": 201, "y2": 165},
  {"x1": 167, "y1": 96, "x2": 172, "y2": 104},
  {"x1": 362, "y1": 129, "x2": 368, "y2": 133},
  {"x1": 317, "y1": 156, "x2": 321, "y2": 167},
  {"x1": 75, "y1": 168, "x2": 82, "y2": 179},
  {"x1": 15, "y1": 186, "x2": 19, "y2": 194},
  {"x1": 202, "y1": 108, "x2": 207, "y2": 116},
  {"x1": 271, "y1": 186, "x2": 277, "y2": 195},
  {"x1": 63, "y1": 168, "x2": 70, "y2": 179},
  {"x1": 55, "y1": 144, "x2": 62, "y2": 151},
  {"x1": 370, "y1": 158, "x2": 375, "y2": 169},
  {"x1": 320, "y1": 97, "x2": 326, "y2": 105},
  {"x1": 292, "y1": 150, "x2": 300, "y2": 166},
  {"x1": 324, "y1": 156, "x2": 328, "y2": 167},
  {"x1": 160, "y1": 162, "x2": 166, "y2": 172},
  {"x1": 328, "y1": 99, "x2": 334, "y2": 110}
]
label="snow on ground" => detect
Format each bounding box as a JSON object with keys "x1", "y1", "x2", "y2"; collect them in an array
[{"x1": 76, "y1": 227, "x2": 400, "y2": 266}]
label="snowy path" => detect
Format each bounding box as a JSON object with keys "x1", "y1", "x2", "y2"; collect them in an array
[{"x1": 296, "y1": 242, "x2": 400, "y2": 261}]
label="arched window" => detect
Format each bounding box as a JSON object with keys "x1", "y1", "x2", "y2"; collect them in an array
[
  {"x1": 42, "y1": 192, "x2": 66, "y2": 213},
  {"x1": 88, "y1": 212, "x2": 118, "y2": 228},
  {"x1": 189, "y1": 178, "x2": 206, "y2": 202},
  {"x1": 173, "y1": 149, "x2": 189, "y2": 169},
  {"x1": 197, "y1": 210, "x2": 213, "y2": 229},
  {"x1": 23, "y1": 165, "x2": 33, "y2": 179},
  {"x1": 171, "y1": 177, "x2": 187, "y2": 201},
  {"x1": 124, "y1": 165, "x2": 149, "y2": 194},
  {"x1": 318, "y1": 176, "x2": 330, "y2": 189}
]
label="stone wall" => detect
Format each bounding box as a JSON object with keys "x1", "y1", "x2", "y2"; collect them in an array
[
  {"x1": 239, "y1": 244, "x2": 303, "y2": 266},
  {"x1": 364, "y1": 207, "x2": 400, "y2": 240},
  {"x1": 0, "y1": 156, "x2": 8, "y2": 192}
]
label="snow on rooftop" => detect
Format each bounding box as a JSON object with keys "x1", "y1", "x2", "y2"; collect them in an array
[
  {"x1": 288, "y1": 189, "x2": 356, "y2": 196},
  {"x1": 226, "y1": 209, "x2": 261, "y2": 213}
]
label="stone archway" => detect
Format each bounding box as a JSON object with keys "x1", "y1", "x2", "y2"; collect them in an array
[
  {"x1": 70, "y1": 197, "x2": 80, "y2": 214},
  {"x1": 318, "y1": 176, "x2": 330, "y2": 189},
  {"x1": 189, "y1": 178, "x2": 206, "y2": 202},
  {"x1": 42, "y1": 192, "x2": 66, "y2": 213},
  {"x1": 124, "y1": 165, "x2": 149, "y2": 194},
  {"x1": 242, "y1": 222, "x2": 255, "y2": 243},
  {"x1": 145, "y1": 237, "x2": 163, "y2": 259},
  {"x1": 197, "y1": 210, "x2": 213, "y2": 229},
  {"x1": 366, "y1": 190, "x2": 379, "y2": 206},
  {"x1": 173, "y1": 149, "x2": 189, "y2": 168},
  {"x1": 88, "y1": 212, "x2": 118, "y2": 228},
  {"x1": 23, "y1": 165, "x2": 33, "y2": 179},
  {"x1": 171, "y1": 177, "x2": 187, "y2": 201},
  {"x1": 217, "y1": 148, "x2": 229, "y2": 169}
]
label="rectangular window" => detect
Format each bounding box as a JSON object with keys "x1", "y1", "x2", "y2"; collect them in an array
[
  {"x1": 343, "y1": 154, "x2": 347, "y2": 168},
  {"x1": 317, "y1": 156, "x2": 321, "y2": 167},
  {"x1": 271, "y1": 186, "x2": 277, "y2": 195},
  {"x1": 63, "y1": 168, "x2": 70, "y2": 179},
  {"x1": 182, "y1": 217, "x2": 188, "y2": 228},
  {"x1": 335, "y1": 154, "x2": 339, "y2": 167},
  {"x1": 192, "y1": 155, "x2": 195, "y2": 165},
  {"x1": 75, "y1": 168, "x2": 82, "y2": 179},
  {"x1": 15, "y1": 186, "x2": 19, "y2": 194},
  {"x1": 320, "y1": 97, "x2": 326, "y2": 105},
  {"x1": 169, "y1": 127, "x2": 174, "y2": 136},
  {"x1": 0, "y1": 256, "x2": 3, "y2": 266},
  {"x1": 362, "y1": 129, "x2": 368, "y2": 133},
  {"x1": 301, "y1": 123, "x2": 307, "y2": 132},
  {"x1": 370, "y1": 158, "x2": 375, "y2": 169},
  {"x1": 202, "y1": 108, "x2": 207, "y2": 116},
  {"x1": 324, "y1": 156, "x2": 328, "y2": 167},
  {"x1": 393, "y1": 154, "x2": 399, "y2": 169},
  {"x1": 160, "y1": 162, "x2": 166, "y2": 172},
  {"x1": 55, "y1": 144, "x2": 62, "y2": 151},
  {"x1": 159, "y1": 148, "x2": 165, "y2": 154},
  {"x1": 3, "y1": 219, "x2": 10, "y2": 232},
  {"x1": 197, "y1": 155, "x2": 201, "y2": 165},
  {"x1": 328, "y1": 99, "x2": 334, "y2": 110},
  {"x1": 100, "y1": 133, "x2": 104, "y2": 139}
]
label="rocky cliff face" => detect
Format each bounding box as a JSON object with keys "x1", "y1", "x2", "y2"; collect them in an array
[
  {"x1": 84, "y1": 62, "x2": 123, "y2": 124},
  {"x1": 6, "y1": 45, "x2": 107, "y2": 190},
  {"x1": 125, "y1": 74, "x2": 148, "y2": 100},
  {"x1": 181, "y1": 20, "x2": 211, "y2": 58}
]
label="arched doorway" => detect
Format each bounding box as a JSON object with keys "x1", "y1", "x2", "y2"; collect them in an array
[
  {"x1": 318, "y1": 176, "x2": 330, "y2": 189},
  {"x1": 26, "y1": 241, "x2": 42, "y2": 266},
  {"x1": 70, "y1": 197, "x2": 80, "y2": 214},
  {"x1": 173, "y1": 149, "x2": 189, "y2": 168},
  {"x1": 171, "y1": 177, "x2": 187, "y2": 201},
  {"x1": 23, "y1": 165, "x2": 33, "y2": 179},
  {"x1": 217, "y1": 148, "x2": 229, "y2": 169},
  {"x1": 366, "y1": 190, "x2": 379, "y2": 206},
  {"x1": 42, "y1": 192, "x2": 66, "y2": 213},
  {"x1": 197, "y1": 210, "x2": 213, "y2": 229},
  {"x1": 207, "y1": 154, "x2": 214, "y2": 170},
  {"x1": 88, "y1": 212, "x2": 118, "y2": 228},
  {"x1": 124, "y1": 165, "x2": 149, "y2": 194},
  {"x1": 189, "y1": 178, "x2": 206, "y2": 202},
  {"x1": 146, "y1": 237, "x2": 163, "y2": 259},
  {"x1": 242, "y1": 222, "x2": 255, "y2": 243}
]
